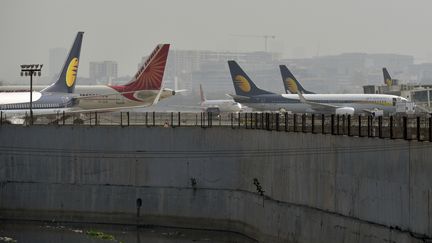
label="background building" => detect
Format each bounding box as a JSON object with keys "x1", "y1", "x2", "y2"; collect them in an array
[{"x1": 89, "y1": 61, "x2": 118, "y2": 85}]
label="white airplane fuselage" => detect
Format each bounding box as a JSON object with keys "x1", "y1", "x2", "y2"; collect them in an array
[
  {"x1": 72, "y1": 86, "x2": 175, "y2": 109},
  {"x1": 236, "y1": 93, "x2": 409, "y2": 114}
]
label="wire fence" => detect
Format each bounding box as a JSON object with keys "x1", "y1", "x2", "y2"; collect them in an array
[{"x1": 1, "y1": 111, "x2": 432, "y2": 142}]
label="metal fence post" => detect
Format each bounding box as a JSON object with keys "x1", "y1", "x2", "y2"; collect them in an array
[
  {"x1": 293, "y1": 114, "x2": 297, "y2": 132},
  {"x1": 145, "y1": 112, "x2": 148, "y2": 126},
  {"x1": 429, "y1": 116, "x2": 432, "y2": 142},
  {"x1": 285, "y1": 112, "x2": 289, "y2": 132},
  {"x1": 403, "y1": 116, "x2": 408, "y2": 140},
  {"x1": 358, "y1": 115, "x2": 362, "y2": 137},
  {"x1": 336, "y1": 115, "x2": 340, "y2": 135},
  {"x1": 417, "y1": 116, "x2": 421, "y2": 141},
  {"x1": 390, "y1": 116, "x2": 393, "y2": 139},
  {"x1": 347, "y1": 115, "x2": 351, "y2": 136},
  {"x1": 178, "y1": 112, "x2": 181, "y2": 127},
  {"x1": 0, "y1": 111, "x2": 2, "y2": 126},
  {"x1": 367, "y1": 116, "x2": 371, "y2": 137},
  {"x1": 62, "y1": 111, "x2": 65, "y2": 125},
  {"x1": 238, "y1": 112, "x2": 241, "y2": 128},
  {"x1": 322, "y1": 114, "x2": 325, "y2": 134},
  {"x1": 378, "y1": 116, "x2": 382, "y2": 138},
  {"x1": 171, "y1": 112, "x2": 174, "y2": 127},
  {"x1": 120, "y1": 112, "x2": 123, "y2": 126},
  {"x1": 152, "y1": 111, "x2": 155, "y2": 126}
]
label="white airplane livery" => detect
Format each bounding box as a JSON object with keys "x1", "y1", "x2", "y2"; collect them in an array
[{"x1": 228, "y1": 60, "x2": 410, "y2": 115}]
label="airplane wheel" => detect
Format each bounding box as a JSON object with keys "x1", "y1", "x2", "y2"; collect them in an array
[{"x1": 279, "y1": 108, "x2": 287, "y2": 114}]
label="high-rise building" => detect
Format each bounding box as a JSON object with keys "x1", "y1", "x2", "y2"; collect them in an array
[
  {"x1": 49, "y1": 48, "x2": 67, "y2": 78},
  {"x1": 89, "y1": 61, "x2": 118, "y2": 84}
]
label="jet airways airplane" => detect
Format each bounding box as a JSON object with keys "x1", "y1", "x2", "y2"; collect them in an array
[
  {"x1": 0, "y1": 32, "x2": 176, "y2": 123},
  {"x1": 279, "y1": 65, "x2": 315, "y2": 94},
  {"x1": 382, "y1": 67, "x2": 404, "y2": 88},
  {"x1": 228, "y1": 60, "x2": 409, "y2": 115},
  {"x1": 198, "y1": 84, "x2": 243, "y2": 113},
  {"x1": 0, "y1": 32, "x2": 84, "y2": 123}
]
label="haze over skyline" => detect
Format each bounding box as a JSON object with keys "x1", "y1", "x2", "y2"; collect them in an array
[{"x1": 1, "y1": 0, "x2": 432, "y2": 83}]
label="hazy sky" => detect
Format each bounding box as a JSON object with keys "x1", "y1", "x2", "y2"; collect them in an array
[{"x1": 1, "y1": 0, "x2": 432, "y2": 82}]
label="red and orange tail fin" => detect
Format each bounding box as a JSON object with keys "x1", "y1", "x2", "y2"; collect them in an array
[{"x1": 113, "y1": 44, "x2": 170, "y2": 92}]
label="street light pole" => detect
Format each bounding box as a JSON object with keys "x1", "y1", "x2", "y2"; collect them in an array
[{"x1": 20, "y1": 64, "x2": 42, "y2": 125}]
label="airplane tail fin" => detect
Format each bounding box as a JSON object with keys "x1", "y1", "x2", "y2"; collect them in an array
[
  {"x1": 199, "y1": 84, "x2": 206, "y2": 104},
  {"x1": 279, "y1": 65, "x2": 315, "y2": 94},
  {"x1": 383, "y1": 68, "x2": 393, "y2": 87},
  {"x1": 227, "y1": 60, "x2": 273, "y2": 97},
  {"x1": 42, "y1": 32, "x2": 84, "y2": 93},
  {"x1": 123, "y1": 44, "x2": 170, "y2": 91}
]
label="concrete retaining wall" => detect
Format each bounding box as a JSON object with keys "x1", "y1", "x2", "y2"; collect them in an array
[{"x1": 0, "y1": 125, "x2": 431, "y2": 242}]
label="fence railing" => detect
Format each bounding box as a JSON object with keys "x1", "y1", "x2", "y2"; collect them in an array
[{"x1": 1, "y1": 111, "x2": 431, "y2": 142}]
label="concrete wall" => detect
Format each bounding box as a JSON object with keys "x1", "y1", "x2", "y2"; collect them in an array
[{"x1": 0, "y1": 125, "x2": 431, "y2": 242}]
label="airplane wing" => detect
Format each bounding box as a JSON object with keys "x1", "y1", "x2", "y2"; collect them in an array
[{"x1": 296, "y1": 91, "x2": 339, "y2": 112}]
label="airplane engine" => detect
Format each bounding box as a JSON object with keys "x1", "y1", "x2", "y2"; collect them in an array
[{"x1": 335, "y1": 107, "x2": 355, "y2": 115}]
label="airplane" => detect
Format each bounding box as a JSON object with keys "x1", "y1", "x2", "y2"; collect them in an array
[
  {"x1": 1, "y1": 32, "x2": 177, "y2": 123},
  {"x1": 227, "y1": 60, "x2": 409, "y2": 115},
  {"x1": 0, "y1": 32, "x2": 84, "y2": 123},
  {"x1": 72, "y1": 43, "x2": 177, "y2": 110},
  {"x1": 279, "y1": 65, "x2": 315, "y2": 94},
  {"x1": 383, "y1": 67, "x2": 400, "y2": 87},
  {"x1": 198, "y1": 84, "x2": 243, "y2": 113}
]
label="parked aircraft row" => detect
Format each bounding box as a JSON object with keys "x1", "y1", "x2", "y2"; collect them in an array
[
  {"x1": 226, "y1": 61, "x2": 410, "y2": 116},
  {"x1": 198, "y1": 62, "x2": 411, "y2": 115},
  {"x1": 0, "y1": 32, "x2": 180, "y2": 123},
  {"x1": 0, "y1": 32, "x2": 415, "y2": 123}
]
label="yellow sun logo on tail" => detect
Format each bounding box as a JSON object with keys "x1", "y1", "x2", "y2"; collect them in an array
[
  {"x1": 66, "y1": 58, "x2": 79, "y2": 87},
  {"x1": 234, "y1": 75, "x2": 251, "y2": 92},
  {"x1": 385, "y1": 79, "x2": 392, "y2": 87},
  {"x1": 285, "y1": 78, "x2": 298, "y2": 93}
]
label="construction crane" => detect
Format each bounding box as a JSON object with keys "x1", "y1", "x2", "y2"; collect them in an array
[{"x1": 231, "y1": 34, "x2": 276, "y2": 52}]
